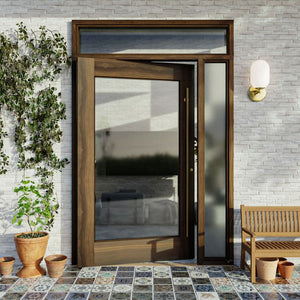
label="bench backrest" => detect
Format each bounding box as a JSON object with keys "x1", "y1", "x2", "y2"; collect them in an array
[{"x1": 241, "y1": 205, "x2": 300, "y2": 235}]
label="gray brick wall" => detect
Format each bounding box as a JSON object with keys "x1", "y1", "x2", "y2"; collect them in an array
[{"x1": 0, "y1": 0, "x2": 300, "y2": 266}]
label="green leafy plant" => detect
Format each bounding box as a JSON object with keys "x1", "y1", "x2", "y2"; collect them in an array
[
  {"x1": 0, "y1": 23, "x2": 70, "y2": 237},
  {"x1": 13, "y1": 178, "x2": 59, "y2": 238}
]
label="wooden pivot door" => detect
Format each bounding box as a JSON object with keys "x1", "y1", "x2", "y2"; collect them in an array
[{"x1": 77, "y1": 57, "x2": 195, "y2": 266}]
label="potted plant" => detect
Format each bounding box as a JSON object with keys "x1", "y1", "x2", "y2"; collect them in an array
[
  {"x1": 0, "y1": 23, "x2": 70, "y2": 278},
  {"x1": 13, "y1": 178, "x2": 59, "y2": 278}
]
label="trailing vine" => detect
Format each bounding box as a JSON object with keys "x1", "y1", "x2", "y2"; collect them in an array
[{"x1": 0, "y1": 23, "x2": 71, "y2": 234}]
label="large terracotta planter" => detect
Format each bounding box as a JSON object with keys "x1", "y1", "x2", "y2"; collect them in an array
[
  {"x1": 279, "y1": 261, "x2": 294, "y2": 279},
  {"x1": 0, "y1": 257, "x2": 15, "y2": 275},
  {"x1": 14, "y1": 232, "x2": 49, "y2": 278},
  {"x1": 256, "y1": 257, "x2": 279, "y2": 281},
  {"x1": 45, "y1": 254, "x2": 68, "y2": 278}
]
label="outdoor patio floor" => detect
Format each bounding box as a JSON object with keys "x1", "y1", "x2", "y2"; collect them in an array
[{"x1": 1, "y1": 263, "x2": 300, "y2": 300}]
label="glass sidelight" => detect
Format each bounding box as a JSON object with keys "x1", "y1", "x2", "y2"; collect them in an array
[{"x1": 95, "y1": 78, "x2": 180, "y2": 240}]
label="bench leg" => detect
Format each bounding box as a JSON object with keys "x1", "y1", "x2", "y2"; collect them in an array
[
  {"x1": 240, "y1": 247, "x2": 245, "y2": 270},
  {"x1": 250, "y1": 255, "x2": 256, "y2": 283}
]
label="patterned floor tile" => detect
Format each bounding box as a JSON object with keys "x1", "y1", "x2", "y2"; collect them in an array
[
  {"x1": 175, "y1": 293, "x2": 196, "y2": 299},
  {"x1": 44, "y1": 292, "x2": 68, "y2": 300},
  {"x1": 208, "y1": 272, "x2": 226, "y2": 278},
  {"x1": 110, "y1": 292, "x2": 131, "y2": 299},
  {"x1": 29, "y1": 283, "x2": 53, "y2": 292},
  {"x1": 1, "y1": 293, "x2": 26, "y2": 300},
  {"x1": 195, "y1": 292, "x2": 219, "y2": 299},
  {"x1": 191, "y1": 278, "x2": 210, "y2": 284},
  {"x1": 218, "y1": 292, "x2": 241, "y2": 300},
  {"x1": 66, "y1": 292, "x2": 89, "y2": 299},
  {"x1": 78, "y1": 270, "x2": 98, "y2": 278},
  {"x1": 193, "y1": 284, "x2": 214, "y2": 292},
  {"x1": 154, "y1": 278, "x2": 172, "y2": 284},
  {"x1": 226, "y1": 271, "x2": 249, "y2": 280},
  {"x1": 55, "y1": 277, "x2": 76, "y2": 284},
  {"x1": 6, "y1": 284, "x2": 29, "y2": 293},
  {"x1": 154, "y1": 272, "x2": 171, "y2": 278},
  {"x1": 206, "y1": 266, "x2": 223, "y2": 272},
  {"x1": 136, "y1": 272, "x2": 153, "y2": 277},
  {"x1": 0, "y1": 285, "x2": 11, "y2": 292},
  {"x1": 133, "y1": 284, "x2": 153, "y2": 293},
  {"x1": 213, "y1": 284, "x2": 235, "y2": 293},
  {"x1": 88, "y1": 292, "x2": 110, "y2": 299},
  {"x1": 210, "y1": 277, "x2": 230, "y2": 285},
  {"x1": 154, "y1": 266, "x2": 170, "y2": 272},
  {"x1": 174, "y1": 285, "x2": 194, "y2": 293},
  {"x1": 118, "y1": 267, "x2": 134, "y2": 272},
  {"x1": 92, "y1": 284, "x2": 113, "y2": 292},
  {"x1": 132, "y1": 292, "x2": 153, "y2": 300},
  {"x1": 280, "y1": 293, "x2": 300, "y2": 300},
  {"x1": 172, "y1": 272, "x2": 189, "y2": 278},
  {"x1": 231, "y1": 279, "x2": 257, "y2": 292},
  {"x1": 81, "y1": 266, "x2": 100, "y2": 272},
  {"x1": 70, "y1": 284, "x2": 93, "y2": 292},
  {"x1": 254, "y1": 284, "x2": 276, "y2": 293},
  {"x1": 0, "y1": 278, "x2": 19, "y2": 284},
  {"x1": 100, "y1": 267, "x2": 118, "y2": 271},
  {"x1": 114, "y1": 277, "x2": 133, "y2": 284},
  {"x1": 171, "y1": 267, "x2": 187, "y2": 272},
  {"x1": 22, "y1": 292, "x2": 47, "y2": 299},
  {"x1": 50, "y1": 284, "x2": 72, "y2": 292},
  {"x1": 259, "y1": 293, "x2": 284, "y2": 300},
  {"x1": 98, "y1": 271, "x2": 116, "y2": 278},
  {"x1": 116, "y1": 272, "x2": 134, "y2": 278},
  {"x1": 134, "y1": 277, "x2": 153, "y2": 285},
  {"x1": 240, "y1": 293, "x2": 262, "y2": 300},
  {"x1": 238, "y1": 292, "x2": 262, "y2": 300},
  {"x1": 275, "y1": 284, "x2": 300, "y2": 292},
  {"x1": 154, "y1": 292, "x2": 175, "y2": 299},
  {"x1": 154, "y1": 284, "x2": 173, "y2": 292},
  {"x1": 113, "y1": 284, "x2": 132, "y2": 293},
  {"x1": 94, "y1": 277, "x2": 115, "y2": 285},
  {"x1": 75, "y1": 278, "x2": 95, "y2": 284},
  {"x1": 190, "y1": 271, "x2": 209, "y2": 278},
  {"x1": 136, "y1": 266, "x2": 152, "y2": 272},
  {"x1": 173, "y1": 278, "x2": 193, "y2": 285}
]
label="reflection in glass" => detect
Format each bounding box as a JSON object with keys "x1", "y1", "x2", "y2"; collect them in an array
[
  {"x1": 95, "y1": 78, "x2": 180, "y2": 240},
  {"x1": 204, "y1": 63, "x2": 226, "y2": 257},
  {"x1": 80, "y1": 28, "x2": 227, "y2": 54}
]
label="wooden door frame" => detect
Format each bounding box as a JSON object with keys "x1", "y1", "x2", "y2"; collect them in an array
[{"x1": 72, "y1": 20, "x2": 234, "y2": 265}]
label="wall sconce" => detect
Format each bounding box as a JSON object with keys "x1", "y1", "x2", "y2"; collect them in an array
[{"x1": 248, "y1": 60, "x2": 270, "y2": 102}]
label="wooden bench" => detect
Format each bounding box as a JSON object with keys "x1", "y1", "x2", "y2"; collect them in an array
[{"x1": 240, "y1": 205, "x2": 300, "y2": 283}]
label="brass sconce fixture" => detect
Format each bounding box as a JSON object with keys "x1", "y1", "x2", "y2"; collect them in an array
[{"x1": 248, "y1": 60, "x2": 270, "y2": 102}]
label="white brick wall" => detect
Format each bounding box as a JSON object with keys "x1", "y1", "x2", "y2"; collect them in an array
[{"x1": 0, "y1": 0, "x2": 300, "y2": 266}]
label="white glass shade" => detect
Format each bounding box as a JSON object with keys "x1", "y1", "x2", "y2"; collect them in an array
[{"x1": 250, "y1": 60, "x2": 270, "y2": 88}]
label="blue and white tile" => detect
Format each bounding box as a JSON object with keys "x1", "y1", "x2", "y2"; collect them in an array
[
  {"x1": 275, "y1": 284, "x2": 300, "y2": 293},
  {"x1": 172, "y1": 278, "x2": 193, "y2": 285},
  {"x1": 136, "y1": 266, "x2": 152, "y2": 272},
  {"x1": 190, "y1": 271, "x2": 209, "y2": 278},
  {"x1": 92, "y1": 284, "x2": 113, "y2": 293},
  {"x1": 113, "y1": 284, "x2": 132, "y2": 293},
  {"x1": 154, "y1": 271, "x2": 171, "y2": 278},
  {"x1": 154, "y1": 266, "x2": 170, "y2": 272},
  {"x1": 70, "y1": 284, "x2": 93, "y2": 292},
  {"x1": 78, "y1": 270, "x2": 98, "y2": 278},
  {"x1": 196, "y1": 292, "x2": 219, "y2": 299},
  {"x1": 134, "y1": 277, "x2": 153, "y2": 285},
  {"x1": 98, "y1": 271, "x2": 116, "y2": 278}
]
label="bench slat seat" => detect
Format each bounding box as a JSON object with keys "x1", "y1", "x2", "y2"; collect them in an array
[{"x1": 240, "y1": 205, "x2": 300, "y2": 283}]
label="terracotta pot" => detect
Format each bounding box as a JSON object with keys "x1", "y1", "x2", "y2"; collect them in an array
[
  {"x1": 14, "y1": 232, "x2": 49, "y2": 278},
  {"x1": 279, "y1": 261, "x2": 294, "y2": 279},
  {"x1": 277, "y1": 257, "x2": 287, "y2": 273},
  {"x1": 45, "y1": 254, "x2": 68, "y2": 278},
  {"x1": 256, "y1": 257, "x2": 279, "y2": 280},
  {"x1": 0, "y1": 257, "x2": 15, "y2": 275}
]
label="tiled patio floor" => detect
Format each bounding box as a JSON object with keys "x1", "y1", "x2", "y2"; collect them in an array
[{"x1": 1, "y1": 264, "x2": 300, "y2": 299}]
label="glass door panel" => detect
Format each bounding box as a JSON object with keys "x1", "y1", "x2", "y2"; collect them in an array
[{"x1": 95, "y1": 78, "x2": 180, "y2": 240}]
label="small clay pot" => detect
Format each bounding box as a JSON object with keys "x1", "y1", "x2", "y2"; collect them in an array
[
  {"x1": 0, "y1": 257, "x2": 15, "y2": 275},
  {"x1": 45, "y1": 254, "x2": 68, "y2": 278},
  {"x1": 278, "y1": 261, "x2": 294, "y2": 279},
  {"x1": 277, "y1": 257, "x2": 287, "y2": 273}
]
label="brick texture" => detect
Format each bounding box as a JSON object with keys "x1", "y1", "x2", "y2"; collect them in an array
[{"x1": 0, "y1": 0, "x2": 300, "y2": 266}]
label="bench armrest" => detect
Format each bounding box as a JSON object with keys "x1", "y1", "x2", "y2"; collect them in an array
[{"x1": 242, "y1": 227, "x2": 256, "y2": 237}]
